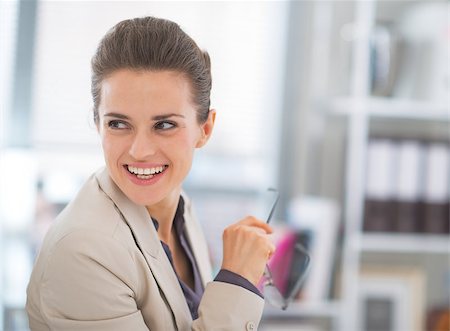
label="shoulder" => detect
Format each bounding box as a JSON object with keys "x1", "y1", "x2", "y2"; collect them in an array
[
  {"x1": 42, "y1": 229, "x2": 140, "y2": 285},
  {"x1": 27, "y1": 218, "x2": 143, "y2": 320},
  {"x1": 44, "y1": 171, "x2": 128, "y2": 247},
  {"x1": 32, "y1": 171, "x2": 141, "y2": 284},
  {"x1": 27, "y1": 227, "x2": 144, "y2": 326}
]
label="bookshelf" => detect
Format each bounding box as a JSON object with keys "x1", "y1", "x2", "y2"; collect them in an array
[
  {"x1": 358, "y1": 234, "x2": 449, "y2": 255},
  {"x1": 263, "y1": 301, "x2": 341, "y2": 319},
  {"x1": 262, "y1": 302, "x2": 342, "y2": 331},
  {"x1": 336, "y1": 1, "x2": 449, "y2": 331},
  {"x1": 263, "y1": 1, "x2": 448, "y2": 330},
  {"x1": 329, "y1": 97, "x2": 449, "y2": 121}
]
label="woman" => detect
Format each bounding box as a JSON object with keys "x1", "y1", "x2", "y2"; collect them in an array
[{"x1": 26, "y1": 16, "x2": 275, "y2": 331}]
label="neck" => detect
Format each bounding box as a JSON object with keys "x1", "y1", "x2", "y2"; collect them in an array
[{"x1": 146, "y1": 188, "x2": 181, "y2": 243}]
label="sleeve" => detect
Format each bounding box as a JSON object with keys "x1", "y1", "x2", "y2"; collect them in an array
[
  {"x1": 38, "y1": 231, "x2": 150, "y2": 331},
  {"x1": 214, "y1": 269, "x2": 263, "y2": 298},
  {"x1": 192, "y1": 281, "x2": 265, "y2": 331}
]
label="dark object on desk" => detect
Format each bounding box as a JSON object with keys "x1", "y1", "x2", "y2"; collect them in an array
[
  {"x1": 426, "y1": 308, "x2": 450, "y2": 331},
  {"x1": 287, "y1": 231, "x2": 312, "y2": 299},
  {"x1": 364, "y1": 298, "x2": 394, "y2": 331}
]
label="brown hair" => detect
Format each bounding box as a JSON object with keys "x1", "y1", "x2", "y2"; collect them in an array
[{"x1": 91, "y1": 16, "x2": 211, "y2": 124}]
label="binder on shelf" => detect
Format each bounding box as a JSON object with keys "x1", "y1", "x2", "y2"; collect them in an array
[
  {"x1": 394, "y1": 140, "x2": 423, "y2": 233},
  {"x1": 421, "y1": 143, "x2": 450, "y2": 234},
  {"x1": 364, "y1": 139, "x2": 397, "y2": 232}
]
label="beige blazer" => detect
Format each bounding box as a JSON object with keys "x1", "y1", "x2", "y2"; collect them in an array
[{"x1": 26, "y1": 168, "x2": 264, "y2": 331}]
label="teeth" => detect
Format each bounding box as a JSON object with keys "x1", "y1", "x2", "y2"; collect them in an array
[
  {"x1": 137, "y1": 174, "x2": 153, "y2": 179},
  {"x1": 127, "y1": 165, "x2": 166, "y2": 176}
]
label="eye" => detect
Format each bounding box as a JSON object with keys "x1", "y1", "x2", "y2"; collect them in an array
[
  {"x1": 154, "y1": 121, "x2": 176, "y2": 131},
  {"x1": 107, "y1": 120, "x2": 129, "y2": 130}
]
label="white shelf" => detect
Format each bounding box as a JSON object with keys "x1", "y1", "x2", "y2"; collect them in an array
[
  {"x1": 357, "y1": 233, "x2": 450, "y2": 254},
  {"x1": 329, "y1": 97, "x2": 449, "y2": 121},
  {"x1": 262, "y1": 301, "x2": 341, "y2": 319}
]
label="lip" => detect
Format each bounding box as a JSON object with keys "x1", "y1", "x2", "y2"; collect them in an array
[{"x1": 123, "y1": 164, "x2": 168, "y2": 186}]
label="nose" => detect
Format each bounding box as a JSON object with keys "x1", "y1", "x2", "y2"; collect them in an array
[{"x1": 129, "y1": 130, "x2": 156, "y2": 160}]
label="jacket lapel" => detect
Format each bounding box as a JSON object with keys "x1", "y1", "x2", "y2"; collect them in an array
[
  {"x1": 95, "y1": 168, "x2": 192, "y2": 330},
  {"x1": 181, "y1": 192, "x2": 213, "y2": 287}
]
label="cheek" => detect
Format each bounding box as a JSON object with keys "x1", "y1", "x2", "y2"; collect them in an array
[
  {"x1": 101, "y1": 134, "x2": 126, "y2": 162},
  {"x1": 166, "y1": 134, "x2": 197, "y2": 163},
  {"x1": 100, "y1": 135, "x2": 113, "y2": 157}
]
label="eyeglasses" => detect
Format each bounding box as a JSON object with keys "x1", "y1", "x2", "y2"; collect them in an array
[
  {"x1": 265, "y1": 188, "x2": 279, "y2": 223},
  {"x1": 261, "y1": 188, "x2": 311, "y2": 310},
  {"x1": 261, "y1": 243, "x2": 311, "y2": 310}
]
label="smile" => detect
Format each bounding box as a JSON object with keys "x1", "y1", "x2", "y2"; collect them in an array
[{"x1": 126, "y1": 165, "x2": 168, "y2": 179}]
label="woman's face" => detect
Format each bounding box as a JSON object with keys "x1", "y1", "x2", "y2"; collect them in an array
[{"x1": 97, "y1": 69, "x2": 214, "y2": 207}]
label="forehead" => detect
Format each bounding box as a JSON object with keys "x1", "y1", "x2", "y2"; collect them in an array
[{"x1": 99, "y1": 69, "x2": 195, "y2": 115}]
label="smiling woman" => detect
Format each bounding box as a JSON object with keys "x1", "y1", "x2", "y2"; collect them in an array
[{"x1": 26, "y1": 16, "x2": 275, "y2": 331}]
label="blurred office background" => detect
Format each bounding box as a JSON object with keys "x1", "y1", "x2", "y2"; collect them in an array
[{"x1": 0, "y1": 1, "x2": 449, "y2": 330}]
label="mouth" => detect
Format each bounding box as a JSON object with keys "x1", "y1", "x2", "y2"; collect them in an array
[{"x1": 124, "y1": 164, "x2": 169, "y2": 180}]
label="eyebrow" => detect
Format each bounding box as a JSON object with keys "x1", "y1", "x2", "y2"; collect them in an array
[
  {"x1": 103, "y1": 112, "x2": 185, "y2": 120},
  {"x1": 152, "y1": 113, "x2": 185, "y2": 120}
]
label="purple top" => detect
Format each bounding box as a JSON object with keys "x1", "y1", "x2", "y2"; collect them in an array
[{"x1": 152, "y1": 196, "x2": 262, "y2": 320}]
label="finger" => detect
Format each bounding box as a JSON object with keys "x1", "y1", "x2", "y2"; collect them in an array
[
  {"x1": 240, "y1": 217, "x2": 274, "y2": 233},
  {"x1": 245, "y1": 226, "x2": 267, "y2": 236},
  {"x1": 268, "y1": 242, "x2": 276, "y2": 258}
]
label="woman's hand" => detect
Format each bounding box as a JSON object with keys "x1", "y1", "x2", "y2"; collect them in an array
[{"x1": 221, "y1": 216, "x2": 275, "y2": 286}]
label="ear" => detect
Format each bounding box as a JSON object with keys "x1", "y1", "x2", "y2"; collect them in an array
[{"x1": 196, "y1": 109, "x2": 216, "y2": 148}]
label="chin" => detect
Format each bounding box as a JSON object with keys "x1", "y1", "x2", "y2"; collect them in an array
[{"x1": 125, "y1": 190, "x2": 163, "y2": 207}]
